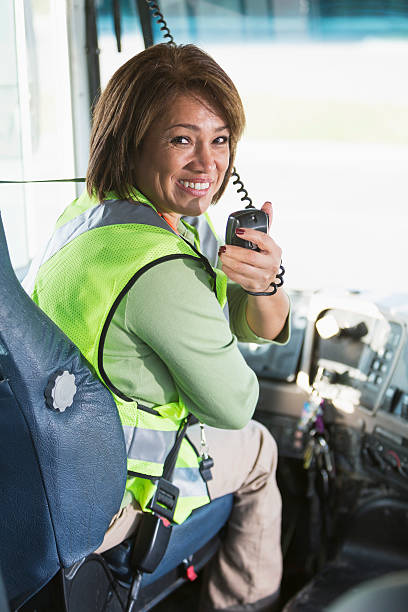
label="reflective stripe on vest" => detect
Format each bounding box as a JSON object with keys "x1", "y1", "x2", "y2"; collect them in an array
[
  {"x1": 183, "y1": 214, "x2": 220, "y2": 267},
  {"x1": 123, "y1": 425, "x2": 176, "y2": 464},
  {"x1": 32, "y1": 192, "x2": 227, "y2": 523},
  {"x1": 174, "y1": 466, "x2": 208, "y2": 497},
  {"x1": 27, "y1": 199, "x2": 176, "y2": 293},
  {"x1": 183, "y1": 213, "x2": 230, "y2": 321}
]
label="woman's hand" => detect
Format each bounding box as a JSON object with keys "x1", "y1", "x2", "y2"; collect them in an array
[
  {"x1": 218, "y1": 201, "x2": 289, "y2": 341},
  {"x1": 218, "y1": 202, "x2": 282, "y2": 294}
]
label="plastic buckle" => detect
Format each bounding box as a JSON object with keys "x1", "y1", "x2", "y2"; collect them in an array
[{"x1": 149, "y1": 477, "x2": 179, "y2": 521}]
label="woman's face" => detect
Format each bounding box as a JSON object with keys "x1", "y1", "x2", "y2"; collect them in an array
[{"x1": 134, "y1": 93, "x2": 230, "y2": 224}]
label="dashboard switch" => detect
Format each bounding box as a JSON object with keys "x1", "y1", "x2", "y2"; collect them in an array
[{"x1": 384, "y1": 450, "x2": 400, "y2": 470}]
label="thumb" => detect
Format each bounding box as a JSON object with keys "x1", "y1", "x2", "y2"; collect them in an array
[{"x1": 261, "y1": 201, "x2": 273, "y2": 233}]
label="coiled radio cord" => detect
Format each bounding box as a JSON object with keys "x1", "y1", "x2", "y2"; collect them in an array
[
  {"x1": 231, "y1": 167, "x2": 253, "y2": 209},
  {"x1": 145, "y1": 1, "x2": 175, "y2": 45}
]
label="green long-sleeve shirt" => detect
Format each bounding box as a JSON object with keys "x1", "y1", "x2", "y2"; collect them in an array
[{"x1": 104, "y1": 220, "x2": 289, "y2": 430}]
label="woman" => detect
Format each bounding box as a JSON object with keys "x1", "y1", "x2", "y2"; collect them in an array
[{"x1": 32, "y1": 44, "x2": 289, "y2": 611}]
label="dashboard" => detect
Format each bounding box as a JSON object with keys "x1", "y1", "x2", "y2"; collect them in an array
[
  {"x1": 245, "y1": 290, "x2": 408, "y2": 496},
  {"x1": 305, "y1": 293, "x2": 408, "y2": 494}
]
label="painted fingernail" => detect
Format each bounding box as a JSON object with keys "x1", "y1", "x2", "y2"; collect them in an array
[
  {"x1": 236, "y1": 228, "x2": 245, "y2": 235},
  {"x1": 218, "y1": 246, "x2": 226, "y2": 254}
]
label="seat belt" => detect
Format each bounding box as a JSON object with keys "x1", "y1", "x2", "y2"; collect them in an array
[
  {"x1": 148, "y1": 413, "x2": 196, "y2": 520},
  {"x1": 128, "y1": 413, "x2": 197, "y2": 576},
  {"x1": 125, "y1": 413, "x2": 198, "y2": 610}
]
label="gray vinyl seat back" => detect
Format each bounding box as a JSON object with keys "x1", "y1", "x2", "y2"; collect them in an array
[{"x1": 0, "y1": 213, "x2": 127, "y2": 609}]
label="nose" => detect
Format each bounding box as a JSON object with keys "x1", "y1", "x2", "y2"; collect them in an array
[{"x1": 191, "y1": 142, "x2": 216, "y2": 173}]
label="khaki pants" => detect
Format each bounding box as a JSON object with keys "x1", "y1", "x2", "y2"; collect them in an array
[{"x1": 96, "y1": 420, "x2": 282, "y2": 610}]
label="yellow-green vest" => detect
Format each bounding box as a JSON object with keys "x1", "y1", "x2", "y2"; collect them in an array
[{"x1": 31, "y1": 190, "x2": 227, "y2": 524}]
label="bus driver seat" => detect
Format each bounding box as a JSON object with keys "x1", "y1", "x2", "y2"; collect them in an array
[{"x1": 0, "y1": 212, "x2": 232, "y2": 611}]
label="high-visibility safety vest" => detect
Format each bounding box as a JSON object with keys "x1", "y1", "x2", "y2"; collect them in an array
[{"x1": 31, "y1": 189, "x2": 228, "y2": 524}]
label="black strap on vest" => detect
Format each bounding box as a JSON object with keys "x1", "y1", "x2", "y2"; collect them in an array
[
  {"x1": 178, "y1": 234, "x2": 219, "y2": 302},
  {"x1": 128, "y1": 413, "x2": 197, "y2": 521},
  {"x1": 162, "y1": 413, "x2": 197, "y2": 481},
  {"x1": 135, "y1": 403, "x2": 160, "y2": 416},
  {"x1": 127, "y1": 413, "x2": 197, "y2": 583}
]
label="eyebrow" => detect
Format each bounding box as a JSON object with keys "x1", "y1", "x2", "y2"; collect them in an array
[{"x1": 165, "y1": 123, "x2": 229, "y2": 132}]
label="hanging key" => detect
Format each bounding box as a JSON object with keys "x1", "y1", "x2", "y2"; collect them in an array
[
  {"x1": 199, "y1": 423, "x2": 214, "y2": 481},
  {"x1": 317, "y1": 436, "x2": 334, "y2": 475},
  {"x1": 318, "y1": 465, "x2": 330, "y2": 497},
  {"x1": 303, "y1": 434, "x2": 316, "y2": 470}
]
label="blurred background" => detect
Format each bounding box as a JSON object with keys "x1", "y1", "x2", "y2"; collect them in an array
[{"x1": 1, "y1": 0, "x2": 407, "y2": 291}]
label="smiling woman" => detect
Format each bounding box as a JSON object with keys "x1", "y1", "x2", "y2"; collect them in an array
[
  {"x1": 86, "y1": 43, "x2": 245, "y2": 206},
  {"x1": 133, "y1": 94, "x2": 230, "y2": 222},
  {"x1": 30, "y1": 42, "x2": 289, "y2": 612}
]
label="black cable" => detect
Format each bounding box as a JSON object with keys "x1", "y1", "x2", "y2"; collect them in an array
[
  {"x1": 126, "y1": 571, "x2": 143, "y2": 611},
  {"x1": 144, "y1": 0, "x2": 175, "y2": 46},
  {"x1": 0, "y1": 178, "x2": 85, "y2": 184},
  {"x1": 231, "y1": 167, "x2": 253, "y2": 209},
  {"x1": 244, "y1": 263, "x2": 285, "y2": 297}
]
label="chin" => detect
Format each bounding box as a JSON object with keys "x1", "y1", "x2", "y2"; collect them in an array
[
  {"x1": 193, "y1": 202, "x2": 212, "y2": 217},
  {"x1": 180, "y1": 199, "x2": 212, "y2": 218}
]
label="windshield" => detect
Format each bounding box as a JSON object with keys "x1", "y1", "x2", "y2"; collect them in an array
[{"x1": 96, "y1": 0, "x2": 408, "y2": 292}]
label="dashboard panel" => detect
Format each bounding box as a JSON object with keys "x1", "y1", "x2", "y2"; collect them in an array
[
  {"x1": 246, "y1": 290, "x2": 408, "y2": 495},
  {"x1": 311, "y1": 307, "x2": 403, "y2": 413},
  {"x1": 300, "y1": 292, "x2": 408, "y2": 493}
]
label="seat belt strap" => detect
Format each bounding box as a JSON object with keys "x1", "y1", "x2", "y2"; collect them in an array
[{"x1": 148, "y1": 413, "x2": 195, "y2": 521}]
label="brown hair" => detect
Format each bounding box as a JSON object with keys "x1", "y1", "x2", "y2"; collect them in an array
[{"x1": 86, "y1": 43, "x2": 245, "y2": 203}]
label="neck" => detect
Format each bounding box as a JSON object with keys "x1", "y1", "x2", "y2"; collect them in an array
[{"x1": 158, "y1": 212, "x2": 180, "y2": 234}]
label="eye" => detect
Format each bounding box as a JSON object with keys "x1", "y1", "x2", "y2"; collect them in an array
[
  {"x1": 170, "y1": 136, "x2": 190, "y2": 145},
  {"x1": 213, "y1": 135, "x2": 229, "y2": 145}
]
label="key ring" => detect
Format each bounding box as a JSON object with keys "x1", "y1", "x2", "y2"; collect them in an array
[{"x1": 200, "y1": 423, "x2": 209, "y2": 459}]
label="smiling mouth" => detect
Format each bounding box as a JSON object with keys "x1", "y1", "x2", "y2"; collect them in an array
[{"x1": 177, "y1": 179, "x2": 211, "y2": 195}]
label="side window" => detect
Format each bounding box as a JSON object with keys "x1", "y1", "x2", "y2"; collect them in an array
[
  {"x1": 0, "y1": 2, "x2": 76, "y2": 275},
  {"x1": 0, "y1": 1, "x2": 29, "y2": 272}
]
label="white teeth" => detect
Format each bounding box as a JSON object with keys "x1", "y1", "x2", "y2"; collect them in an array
[{"x1": 180, "y1": 180, "x2": 210, "y2": 191}]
